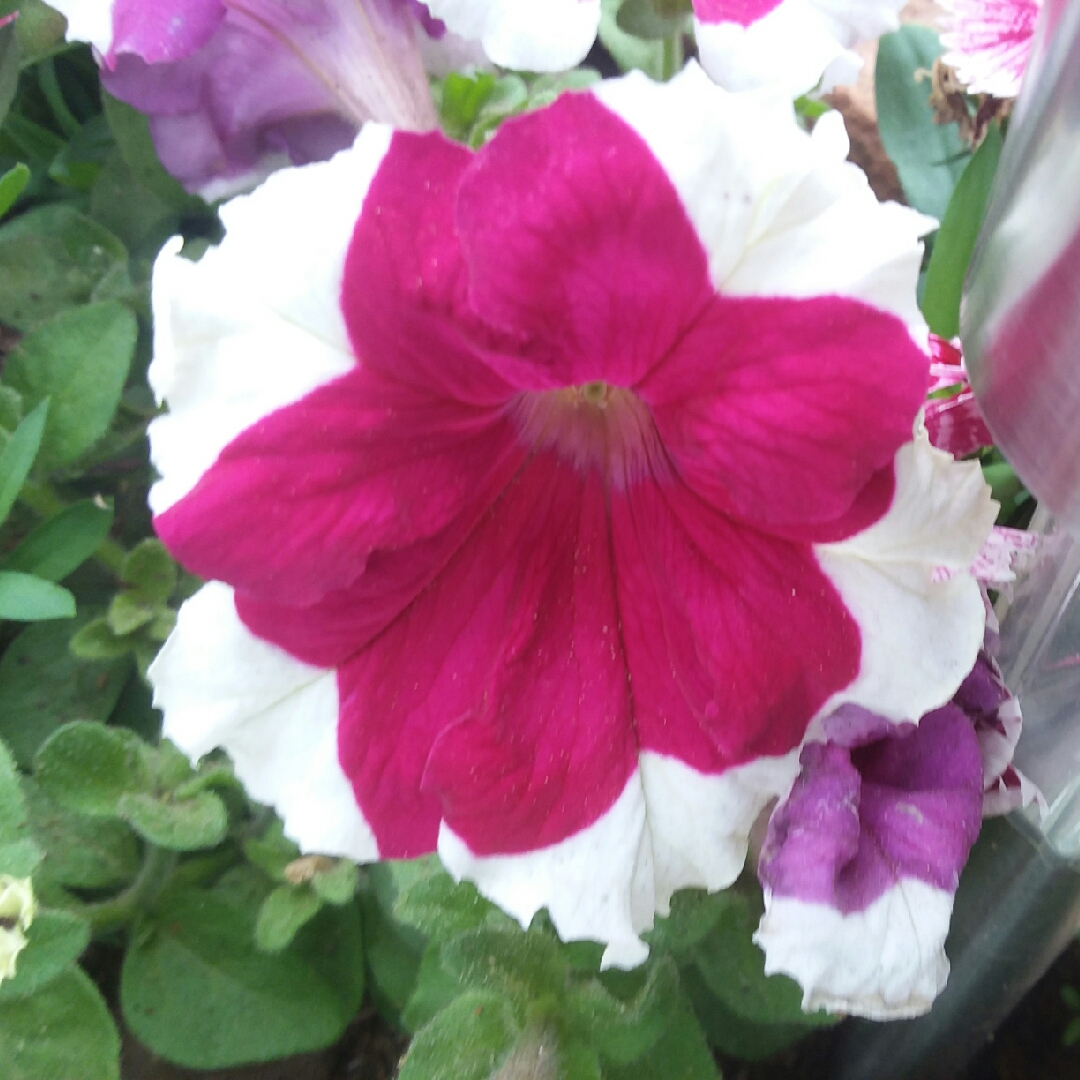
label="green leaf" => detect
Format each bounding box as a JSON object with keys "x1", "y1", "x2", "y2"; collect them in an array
[
  {"x1": 68, "y1": 615, "x2": 132, "y2": 661},
  {"x1": 393, "y1": 861, "x2": 509, "y2": 940},
  {"x1": 34, "y1": 720, "x2": 152, "y2": 816},
  {"x1": 0, "y1": 162, "x2": 29, "y2": 217},
  {"x1": 8, "y1": 0, "x2": 68, "y2": 66},
  {"x1": 646, "y1": 888, "x2": 730, "y2": 958},
  {"x1": 875, "y1": 27, "x2": 968, "y2": 220},
  {"x1": 0, "y1": 618, "x2": 129, "y2": 767},
  {"x1": 599, "y1": 0, "x2": 665, "y2": 77},
  {"x1": 0, "y1": 399, "x2": 47, "y2": 523},
  {"x1": 4, "y1": 302, "x2": 138, "y2": 470},
  {"x1": 243, "y1": 818, "x2": 301, "y2": 881},
  {"x1": 0, "y1": 571, "x2": 75, "y2": 620},
  {"x1": 0, "y1": 736, "x2": 26, "y2": 841},
  {"x1": 397, "y1": 990, "x2": 519, "y2": 1080},
  {"x1": 441, "y1": 927, "x2": 566, "y2": 1001},
  {"x1": 121, "y1": 888, "x2": 364, "y2": 1068},
  {"x1": 120, "y1": 538, "x2": 177, "y2": 603},
  {"x1": 358, "y1": 871, "x2": 426, "y2": 1018},
  {"x1": 117, "y1": 789, "x2": 227, "y2": 851},
  {"x1": 564, "y1": 957, "x2": 679, "y2": 1065},
  {"x1": 4, "y1": 499, "x2": 113, "y2": 581},
  {"x1": 255, "y1": 885, "x2": 324, "y2": 952},
  {"x1": 604, "y1": 995, "x2": 719, "y2": 1080},
  {"x1": 0, "y1": 909, "x2": 89, "y2": 1001},
  {"x1": 0, "y1": 206, "x2": 131, "y2": 332},
  {"x1": 615, "y1": 0, "x2": 691, "y2": 40},
  {"x1": 21, "y1": 777, "x2": 139, "y2": 890},
  {"x1": 310, "y1": 859, "x2": 358, "y2": 906},
  {"x1": 0, "y1": 966, "x2": 119, "y2": 1080},
  {"x1": 921, "y1": 122, "x2": 1003, "y2": 339},
  {"x1": 438, "y1": 72, "x2": 497, "y2": 142},
  {"x1": 105, "y1": 591, "x2": 154, "y2": 635},
  {"x1": 401, "y1": 942, "x2": 463, "y2": 1033},
  {"x1": 0, "y1": 19, "x2": 17, "y2": 128}
]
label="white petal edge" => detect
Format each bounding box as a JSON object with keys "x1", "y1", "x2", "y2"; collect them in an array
[
  {"x1": 150, "y1": 582, "x2": 379, "y2": 861},
  {"x1": 422, "y1": 0, "x2": 600, "y2": 71},
  {"x1": 46, "y1": 0, "x2": 115, "y2": 53},
  {"x1": 438, "y1": 751, "x2": 798, "y2": 968},
  {"x1": 147, "y1": 123, "x2": 393, "y2": 515},
  {"x1": 754, "y1": 880, "x2": 953, "y2": 1019},
  {"x1": 814, "y1": 430, "x2": 997, "y2": 724},
  {"x1": 591, "y1": 64, "x2": 933, "y2": 333}
]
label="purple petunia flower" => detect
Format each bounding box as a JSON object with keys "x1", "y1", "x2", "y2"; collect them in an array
[{"x1": 50, "y1": 0, "x2": 441, "y2": 198}]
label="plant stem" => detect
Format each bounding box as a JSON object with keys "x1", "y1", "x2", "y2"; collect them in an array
[
  {"x1": 19, "y1": 479, "x2": 128, "y2": 575},
  {"x1": 661, "y1": 31, "x2": 684, "y2": 81},
  {"x1": 79, "y1": 844, "x2": 177, "y2": 935}
]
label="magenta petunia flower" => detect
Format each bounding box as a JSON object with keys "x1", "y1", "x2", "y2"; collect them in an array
[
  {"x1": 755, "y1": 598, "x2": 1039, "y2": 1017},
  {"x1": 940, "y1": 0, "x2": 1042, "y2": 98},
  {"x1": 49, "y1": 0, "x2": 440, "y2": 198},
  {"x1": 148, "y1": 65, "x2": 995, "y2": 976},
  {"x1": 692, "y1": 0, "x2": 907, "y2": 95}
]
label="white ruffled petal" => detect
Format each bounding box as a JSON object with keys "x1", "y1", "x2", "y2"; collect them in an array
[
  {"x1": 46, "y1": 0, "x2": 116, "y2": 53},
  {"x1": 150, "y1": 583, "x2": 378, "y2": 861},
  {"x1": 148, "y1": 124, "x2": 392, "y2": 514}
]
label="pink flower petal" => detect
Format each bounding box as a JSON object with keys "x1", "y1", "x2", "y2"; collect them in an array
[
  {"x1": 336, "y1": 452, "x2": 637, "y2": 858},
  {"x1": 454, "y1": 92, "x2": 715, "y2": 391},
  {"x1": 155, "y1": 367, "x2": 526, "y2": 609},
  {"x1": 640, "y1": 293, "x2": 928, "y2": 532},
  {"x1": 611, "y1": 480, "x2": 861, "y2": 772},
  {"x1": 940, "y1": 0, "x2": 1041, "y2": 98},
  {"x1": 692, "y1": 0, "x2": 783, "y2": 27},
  {"x1": 108, "y1": 0, "x2": 225, "y2": 65}
]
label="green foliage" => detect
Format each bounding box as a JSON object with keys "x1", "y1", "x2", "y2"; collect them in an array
[
  {"x1": 255, "y1": 884, "x2": 324, "y2": 952},
  {"x1": 875, "y1": 27, "x2": 968, "y2": 221},
  {"x1": 0, "y1": 966, "x2": 120, "y2": 1080},
  {"x1": 435, "y1": 69, "x2": 600, "y2": 149},
  {"x1": 0, "y1": 161, "x2": 29, "y2": 214},
  {"x1": 4, "y1": 301, "x2": 137, "y2": 469},
  {"x1": 614, "y1": 0, "x2": 691, "y2": 41},
  {"x1": 921, "y1": 122, "x2": 1003, "y2": 339},
  {"x1": 0, "y1": 569, "x2": 73, "y2": 618},
  {"x1": 0, "y1": 619, "x2": 128, "y2": 767},
  {"x1": 4, "y1": 499, "x2": 113, "y2": 580},
  {"x1": 121, "y1": 886, "x2": 366, "y2": 1069},
  {"x1": 0, "y1": 908, "x2": 89, "y2": 1001},
  {"x1": 0, "y1": 207, "x2": 131, "y2": 331},
  {"x1": 0, "y1": 19, "x2": 17, "y2": 127},
  {"x1": 598, "y1": 0, "x2": 665, "y2": 78},
  {"x1": 0, "y1": 736, "x2": 42, "y2": 876},
  {"x1": 0, "y1": 398, "x2": 46, "y2": 521}
]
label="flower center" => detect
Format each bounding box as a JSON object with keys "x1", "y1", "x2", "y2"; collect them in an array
[{"x1": 512, "y1": 381, "x2": 669, "y2": 488}]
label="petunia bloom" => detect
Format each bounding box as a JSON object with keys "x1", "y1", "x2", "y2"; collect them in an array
[
  {"x1": 692, "y1": 0, "x2": 907, "y2": 96},
  {"x1": 49, "y1": 0, "x2": 439, "y2": 198},
  {"x1": 939, "y1": 0, "x2": 1042, "y2": 98},
  {"x1": 755, "y1": 598, "x2": 1039, "y2": 1017},
  {"x1": 148, "y1": 64, "x2": 995, "y2": 976}
]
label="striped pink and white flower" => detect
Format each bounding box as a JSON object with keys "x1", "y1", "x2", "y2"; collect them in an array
[
  {"x1": 147, "y1": 65, "x2": 995, "y2": 992},
  {"x1": 940, "y1": 0, "x2": 1042, "y2": 98}
]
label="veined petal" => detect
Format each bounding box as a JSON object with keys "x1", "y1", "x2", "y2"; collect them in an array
[
  {"x1": 149, "y1": 124, "x2": 392, "y2": 515},
  {"x1": 593, "y1": 66, "x2": 932, "y2": 332},
  {"x1": 940, "y1": 0, "x2": 1041, "y2": 98}
]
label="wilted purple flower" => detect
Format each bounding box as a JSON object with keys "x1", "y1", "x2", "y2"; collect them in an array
[{"x1": 51, "y1": 0, "x2": 440, "y2": 197}]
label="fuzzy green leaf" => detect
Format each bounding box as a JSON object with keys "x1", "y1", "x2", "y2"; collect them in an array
[
  {"x1": 0, "y1": 619, "x2": 128, "y2": 766},
  {"x1": 121, "y1": 888, "x2": 364, "y2": 1068},
  {"x1": 393, "y1": 862, "x2": 509, "y2": 939},
  {"x1": 21, "y1": 777, "x2": 139, "y2": 890},
  {"x1": 4, "y1": 302, "x2": 137, "y2": 470},
  {"x1": 68, "y1": 616, "x2": 133, "y2": 661},
  {"x1": 440, "y1": 927, "x2": 566, "y2": 1001},
  {"x1": 34, "y1": 720, "x2": 152, "y2": 817},
  {"x1": 255, "y1": 885, "x2": 324, "y2": 952},
  {"x1": 0, "y1": 909, "x2": 90, "y2": 1001},
  {"x1": 118, "y1": 790, "x2": 227, "y2": 851},
  {"x1": 0, "y1": 206, "x2": 131, "y2": 332},
  {"x1": 604, "y1": 995, "x2": 720, "y2": 1080},
  {"x1": 0, "y1": 966, "x2": 120, "y2": 1080},
  {"x1": 120, "y1": 538, "x2": 177, "y2": 604},
  {"x1": 398, "y1": 990, "x2": 519, "y2": 1080}
]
